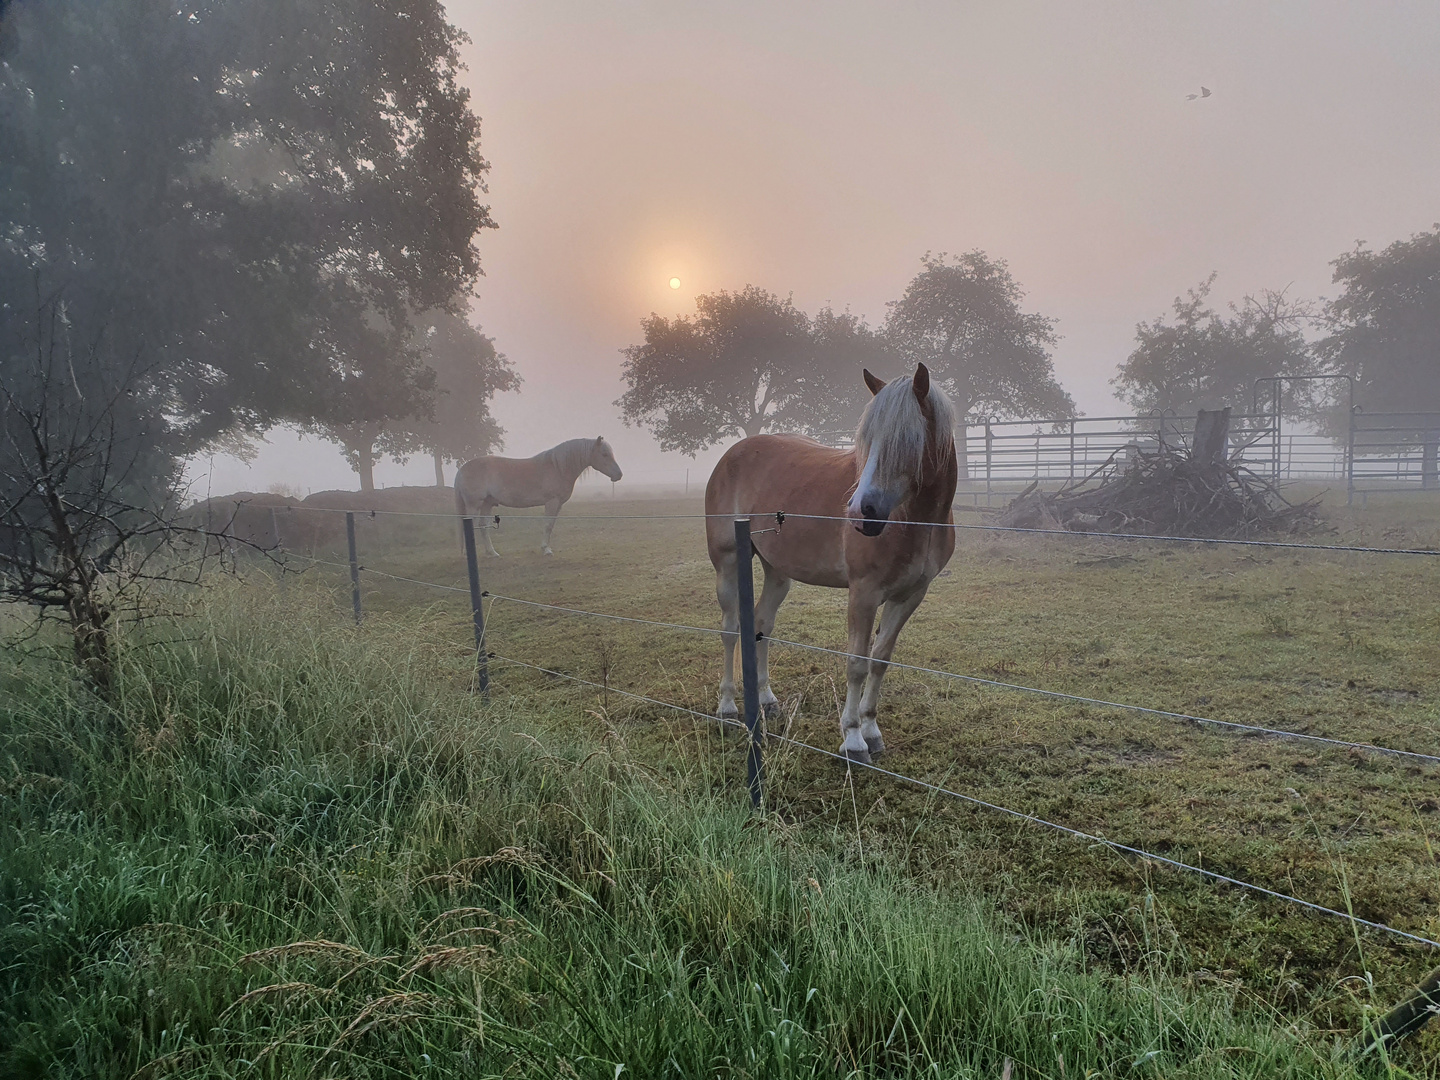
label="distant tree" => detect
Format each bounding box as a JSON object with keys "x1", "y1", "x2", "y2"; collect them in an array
[
  {"x1": 616, "y1": 286, "x2": 817, "y2": 455},
  {"x1": 385, "y1": 309, "x2": 521, "y2": 486},
  {"x1": 1319, "y1": 226, "x2": 1440, "y2": 413},
  {"x1": 311, "y1": 308, "x2": 519, "y2": 491},
  {"x1": 886, "y1": 252, "x2": 1074, "y2": 423},
  {"x1": 1112, "y1": 275, "x2": 1314, "y2": 416}
]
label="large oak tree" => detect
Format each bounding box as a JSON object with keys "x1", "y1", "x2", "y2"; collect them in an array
[
  {"x1": 1320, "y1": 226, "x2": 1440, "y2": 414},
  {"x1": 1, "y1": 0, "x2": 496, "y2": 668},
  {"x1": 885, "y1": 252, "x2": 1074, "y2": 423},
  {"x1": 0, "y1": 0, "x2": 494, "y2": 456},
  {"x1": 1112, "y1": 275, "x2": 1313, "y2": 416},
  {"x1": 617, "y1": 286, "x2": 818, "y2": 456}
]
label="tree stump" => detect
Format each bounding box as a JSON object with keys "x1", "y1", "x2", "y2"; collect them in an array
[{"x1": 1193, "y1": 407, "x2": 1231, "y2": 465}]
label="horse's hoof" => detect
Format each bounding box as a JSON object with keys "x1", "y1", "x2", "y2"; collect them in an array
[
  {"x1": 839, "y1": 746, "x2": 872, "y2": 766},
  {"x1": 761, "y1": 700, "x2": 784, "y2": 721},
  {"x1": 541, "y1": 549, "x2": 553, "y2": 557},
  {"x1": 864, "y1": 735, "x2": 887, "y2": 756},
  {"x1": 718, "y1": 707, "x2": 740, "y2": 727}
]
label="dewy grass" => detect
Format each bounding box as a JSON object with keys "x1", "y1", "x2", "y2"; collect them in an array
[{"x1": 0, "y1": 580, "x2": 1415, "y2": 1077}]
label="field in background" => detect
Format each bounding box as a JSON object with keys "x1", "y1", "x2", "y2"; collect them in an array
[{"x1": 294, "y1": 487, "x2": 1440, "y2": 1051}]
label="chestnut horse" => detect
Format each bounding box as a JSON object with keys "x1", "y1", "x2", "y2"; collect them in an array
[
  {"x1": 455, "y1": 437, "x2": 623, "y2": 556},
  {"x1": 705, "y1": 364, "x2": 957, "y2": 762}
]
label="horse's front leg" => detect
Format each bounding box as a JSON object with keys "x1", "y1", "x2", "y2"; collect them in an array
[
  {"x1": 857, "y1": 584, "x2": 929, "y2": 757},
  {"x1": 540, "y1": 498, "x2": 563, "y2": 555},
  {"x1": 838, "y1": 592, "x2": 880, "y2": 763}
]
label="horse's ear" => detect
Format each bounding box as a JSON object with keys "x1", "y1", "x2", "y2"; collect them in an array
[
  {"x1": 596, "y1": 436, "x2": 604, "y2": 445},
  {"x1": 912, "y1": 363, "x2": 930, "y2": 403},
  {"x1": 863, "y1": 369, "x2": 887, "y2": 396}
]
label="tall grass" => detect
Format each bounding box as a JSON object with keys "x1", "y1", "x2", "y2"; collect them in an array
[{"x1": 0, "y1": 583, "x2": 1389, "y2": 1077}]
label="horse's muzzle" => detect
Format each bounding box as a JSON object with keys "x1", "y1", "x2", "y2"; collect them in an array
[{"x1": 848, "y1": 505, "x2": 890, "y2": 536}]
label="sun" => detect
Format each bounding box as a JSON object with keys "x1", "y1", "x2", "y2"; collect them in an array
[{"x1": 668, "y1": 276, "x2": 681, "y2": 290}]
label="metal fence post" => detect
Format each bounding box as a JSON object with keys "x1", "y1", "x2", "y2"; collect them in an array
[
  {"x1": 1272, "y1": 382, "x2": 1282, "y2": 482},
  {"x1": 733, "y1": 518, "x2": 763, "y2": 810},
  {"x1": 1069, "y1": 419, "x2": 1076, "y2": 481},
  {"x1": 462, "y1": 517, "x2": 489, "y2": 697},
  {"x1": 345, "y1": 511, "x2": 362, "y2": 625},
  {"x1": 984, "y1": 420, "x2": 993, "y2": 504},
  {"x1": 1347, "y1": 403, "x2": 1357, "y2": 506}
]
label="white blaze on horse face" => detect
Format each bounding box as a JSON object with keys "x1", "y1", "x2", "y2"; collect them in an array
[{"x1": 847, "y1": 450, "x2": 889, "y2": 534}]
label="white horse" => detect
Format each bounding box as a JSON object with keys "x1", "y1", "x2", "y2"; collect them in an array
[{"x1": 454, "y1": 437, "x2": 623, "y2": 556}]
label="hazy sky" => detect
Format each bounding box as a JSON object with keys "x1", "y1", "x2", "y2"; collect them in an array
[{"x1": 201, "y1": 0, "x2": 1440, "y2": 496}]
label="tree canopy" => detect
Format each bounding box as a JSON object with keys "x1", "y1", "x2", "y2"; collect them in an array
[
  {"x1": 0, "y1": 0, "x2": 494, "y2": 462},
  {"x1": 1112, "y1": 275, "x2": 1313, "y2": 416},
  {"x1": 885, "y1": 252, "x2": 1074, "y2": 422},
  {"x1": 617, "y1": 286, "x2": 824, "y2": 456},
  {"x1": 1320, "y1": 226, "x2": 1440, "y2": 414}
]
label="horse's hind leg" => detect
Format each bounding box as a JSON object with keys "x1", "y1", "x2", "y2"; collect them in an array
[
  {"x1": 857, "y1": 584, "x2": 929, "y2": 756},
  {"x1": 541, "y1": 498, "x2": 562, "y2": 555},
  {"x1": 478, "y1": 498, "x2": 500, "y2": 556},
  {"x1": 713, "y1": 554, "x2": 740, "y2": 723},
  {"x1": 753, "y1": 557, "x2": 791, "y2": 721}
]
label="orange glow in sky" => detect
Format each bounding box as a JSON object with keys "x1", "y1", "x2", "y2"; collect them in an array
[{"x1": 198, "y1": 2, "x2": 1440, "y2": 494}]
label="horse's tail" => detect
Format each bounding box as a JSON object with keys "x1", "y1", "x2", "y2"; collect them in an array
[{"x1": 454, "y1": 463, "x2": 470, "y2": 553}]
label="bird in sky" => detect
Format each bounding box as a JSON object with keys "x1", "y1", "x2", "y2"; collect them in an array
[{"x1": 1186, "y1": 86, "x2": 1212, "y2": 101}]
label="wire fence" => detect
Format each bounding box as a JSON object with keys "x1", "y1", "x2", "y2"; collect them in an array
[
  {"x1": 266, "y1": 504, "x2": 1440, "y2": 956},
  {"x1": 271, "y1": 501, "x2": 1440, "y2": 557}
]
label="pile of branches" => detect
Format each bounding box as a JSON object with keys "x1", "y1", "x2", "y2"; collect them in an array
[{"x1": 997, "y1": 446, "x2": 1321, "y2": 539}]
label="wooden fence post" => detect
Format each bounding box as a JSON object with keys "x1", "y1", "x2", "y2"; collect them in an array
[
  {"x1": 733, "y1": 518, "x2": 763, "y2": 810},
  {"x1": 345, "y1": 511, "x2": 362, "y2": 625},
  {"x1": 462, "y1": 516, "x2": 489, "y2": 698}
]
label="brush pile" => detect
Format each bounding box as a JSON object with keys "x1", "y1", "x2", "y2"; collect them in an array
[{"x1": 997, "y1": 410, "x2": 1320, "y2": 539}]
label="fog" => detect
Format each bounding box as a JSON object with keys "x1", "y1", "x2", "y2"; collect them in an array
[{"x1": 198, "y1": 0, "x2": 1440, "y2": 497}]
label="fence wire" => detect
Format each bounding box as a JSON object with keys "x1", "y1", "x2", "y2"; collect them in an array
[
  {"x1": 487, "y1": 650, "x2": 1440, "y2": 952},
  {"x1": 323, "y1": 569, "x2": 1435, "y2": 768},
  {"x1": 269, "y1": 539, "x2": 1440, "y2": 951},
  {"x1": 280, "y1": 553, "x2": 1440, "y2": 766},
  {"x1": 259, "y1": 502, "x2": 1440, "y2": 557}
]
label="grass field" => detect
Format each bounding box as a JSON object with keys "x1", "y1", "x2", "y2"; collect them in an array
[
  {"x1": 306, "y1": 491, "x2": 1440, "y2": 1048},
  {"x1": 3, "y1": 486, "x2": 1440, "y2": 1076}
]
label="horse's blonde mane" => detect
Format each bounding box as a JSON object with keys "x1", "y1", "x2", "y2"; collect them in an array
[
  {"x1": 538, "y1": 437, "x2": 599, "y2": 479},
  {"x1": 854, "y1": 376, "x2": 955, "y2": 488}
]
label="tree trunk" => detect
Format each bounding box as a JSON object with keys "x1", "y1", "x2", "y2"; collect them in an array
[
  {"x1": 1193, "y1": 407, "x2": 1232, "y2": 465},
  {"x1": 356, "y1": 444, "x2": 376, "y2": 492},
  {"x1": 953, "y1": 391, "x2": 971, "y2": 482},
  {"x1": 68, "y1": 593, "x2": 113, "y2": 695},
  {"x1": 433, "y1": 449, "x2": 446, "y2": 488}
]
